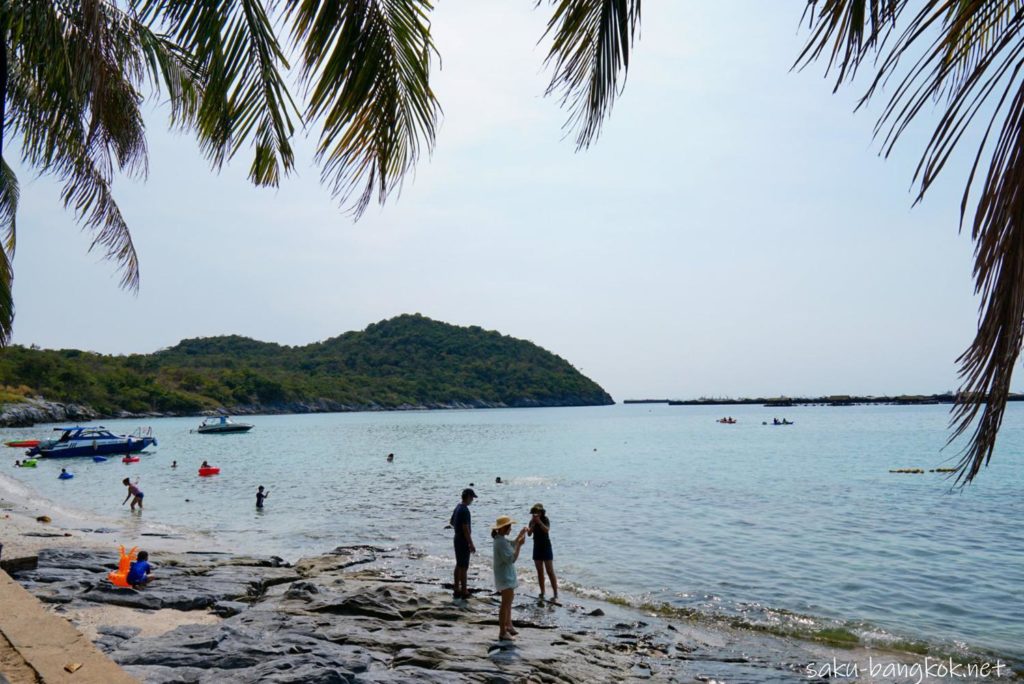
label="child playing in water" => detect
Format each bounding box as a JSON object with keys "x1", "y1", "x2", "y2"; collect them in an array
[
  {"x1": 122, "y1": 478, "x2": 144, "y2": 510},
  {"x1": 256, "y1": 485, "x2": 269, "y2": 508},
  {"x1": 127, "y1": 550, "x2": 152, "y2": 589}
]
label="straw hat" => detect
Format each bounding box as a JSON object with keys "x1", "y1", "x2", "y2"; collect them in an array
[
  {"x1": 530, "y1": 503, "x2": 545, "y2": 514},
  {"x1": 491, "y1": 515, "x2": 516, "y2": 531}
]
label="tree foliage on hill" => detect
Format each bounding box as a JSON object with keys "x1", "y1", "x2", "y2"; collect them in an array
[{"x1": 0, "y1": 314, "x2": 613, "y2": 414}]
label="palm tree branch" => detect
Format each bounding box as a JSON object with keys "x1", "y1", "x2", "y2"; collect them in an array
[
  {"x1": 286, "y1": 0, "x2": 439, "y2": 218},
  {"x1": 799, "y1": 0, "x2": 1024, "y2": 483},
  {"x1": 794, "y1": 0, "x2": 906, "y2": 90},
  {"x1": 136, "y1": 0, "x2": 299, "y2": 186},
  {"x1": 542, "y1": 0, "x2": 640, "y2": 150},
  {"x1": 0, "y1": 160, "x2": 17, "y2": 345}
]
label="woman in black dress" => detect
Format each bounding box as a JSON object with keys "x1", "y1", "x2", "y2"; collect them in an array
[{"x1": 527, "y1": 503, "x2": 558, "y2": 601}]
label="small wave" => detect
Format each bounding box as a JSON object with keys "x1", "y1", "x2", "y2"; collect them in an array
[
  {"x1": 503, "y1": 476, "x2": 557, "y2": 486},
  {"x1": 559, "y1": 579, "x2": 1020, "y2": 669}
]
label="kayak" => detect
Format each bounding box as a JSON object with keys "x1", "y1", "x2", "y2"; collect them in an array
[{"x1": 5, "y1": 439, "x2": 40, "y2": 448}]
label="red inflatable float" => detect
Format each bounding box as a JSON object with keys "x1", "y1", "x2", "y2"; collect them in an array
[
  {"x1": 122, "y1": 456, "x2": 140, "y2": 463},
  {"x1": 5, "y1": 439, "x2": 40, "y2": 448},
  {"x1": 198, "y1": 466, "x2": 220, "y2": 476}
]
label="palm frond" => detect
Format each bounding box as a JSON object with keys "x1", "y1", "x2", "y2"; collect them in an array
[
  {"x1": 6, "y1": 0, "x2": 143, "y2": 292},
  {"x1": 795, "y1": 0, "x2": 905, "y2": 89},
  {"x1": 0, "y1": 159, "x2": 17, "y2": 254},
  {"x1": 286, "y1": 0, "x2": 440, "y2": 218},
  {"x1": 799, "y1": 0, "x2": 1024, "y2": 483},
  {"x1": 542, "y1": 0, "x2": 641, "y2": 150},
  {"x1": 62, "y1": 152, "x2": 141, "y2": 292},
  {"x1": 0, "y1": 242, "x2": 12, "y2": 346},
  {"x1": 137, "y1": 0, "x2": 298, "y2": 186},
  {"x1": 0, "y1": 160, "x2": 17, "y2": 345}
]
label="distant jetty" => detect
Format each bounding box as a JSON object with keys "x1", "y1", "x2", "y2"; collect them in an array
[{"x1": 624, "y1": 393, "x2": 1024, "y2": 407}]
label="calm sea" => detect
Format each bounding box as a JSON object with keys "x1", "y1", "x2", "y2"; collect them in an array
[{"x1": 3, "y1": 404, "x2": 1022, "y2": 664}]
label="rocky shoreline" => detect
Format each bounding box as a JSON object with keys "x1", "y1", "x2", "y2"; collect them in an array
[
  {"x1": 6, "y1": 544, "x2": 958, "y2": 683},
  {"x1": 0, "y1": 396, "x2": 612, "y2": 428},
  {"x1": 2, "y1": 468, "x2": 1015, "y2": 683}
]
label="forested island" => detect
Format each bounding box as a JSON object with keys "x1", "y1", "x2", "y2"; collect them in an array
[{"x1": 0, "y1": 314, "x2": 613, "y2": 426}]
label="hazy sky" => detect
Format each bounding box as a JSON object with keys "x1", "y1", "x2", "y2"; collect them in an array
[{"x1": 7, "y1": 2, "x2": 994, "y2": 400}]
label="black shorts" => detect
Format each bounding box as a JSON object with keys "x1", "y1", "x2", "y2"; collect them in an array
[
  {"x1": 533, "y1": 541, "x2": 553, "y2": 562},
  {"x1": 454, "y1": 541, "x2": 471, "y2": 568}
]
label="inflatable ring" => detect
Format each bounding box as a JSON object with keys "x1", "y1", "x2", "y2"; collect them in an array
[
  {"x1": 122, "y1": 456, "x2": 140, "y2": 464},
  {"x1": 58, "y1": 472, "x2": 74, "y2": 480},
  {"x1": 198, "y1": 466, "x2": 220, "y2": 476}
]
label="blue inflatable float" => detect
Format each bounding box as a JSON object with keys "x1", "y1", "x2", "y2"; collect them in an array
[
  {"x1": 58, "y1": 472, "x2": 74, "y2": 480},
  {"x1": 93, "y1": 456, "x2": 107, "y2": 463}
]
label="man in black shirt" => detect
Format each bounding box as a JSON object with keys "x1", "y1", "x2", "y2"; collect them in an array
[{"x1": 450, "y1": 488, "x2": 477, "y2": 600}]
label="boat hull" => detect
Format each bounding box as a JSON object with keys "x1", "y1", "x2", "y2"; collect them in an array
[
  {"x1": 197, "y1": 425, "x2": 252, "y2": 434},
  {"x1": 30, "y1": 437, "x2": 157, "y2": 458}
]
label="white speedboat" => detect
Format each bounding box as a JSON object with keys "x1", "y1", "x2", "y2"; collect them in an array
[{"x1": 196, "y1": 416, "x2": 253, "y2": 434}]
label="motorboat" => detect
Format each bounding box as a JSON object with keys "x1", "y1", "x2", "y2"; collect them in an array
[
  {"x1": 26, "y1": 426, "x2": 157, "y2": 458},
  {"x1": 195, "y1": 416, "x2": 253, "y2": 434}
]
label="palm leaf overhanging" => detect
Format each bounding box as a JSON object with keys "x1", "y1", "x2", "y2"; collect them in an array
[
  {"x1": 0, "y1": 0, "x2": 440, "y2": 343},
  {"x1": 797, "y1": 0, "x2": 1024, "y2": 483},
  {"x1": 285, "y1": 0, "x2": 439, "y2": 218},
  {"x1": 542, "y1": 0, "x2": 641, "y2": 150}
]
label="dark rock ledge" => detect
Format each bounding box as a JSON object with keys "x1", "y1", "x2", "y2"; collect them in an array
[{"x1": 11, "y1": 546, "x2": 931, "y2": 683}]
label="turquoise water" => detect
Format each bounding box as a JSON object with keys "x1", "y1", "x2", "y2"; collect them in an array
[{"x1": 3, "y1": 404, "x2": 1022, "y2": 664}]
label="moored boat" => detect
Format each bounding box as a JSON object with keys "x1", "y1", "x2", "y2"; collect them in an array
[
  {"x1": 196, "y1": 416, "x2": 253, "y2": 434},
  {"x1": 26, "y1": 426, "x2": 157, "y2": 458}
]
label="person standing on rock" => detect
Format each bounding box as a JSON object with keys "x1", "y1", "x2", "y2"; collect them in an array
[
  {"x1": 492, "y1": 515, "x2": 527, "y2": 640},
  {"x1": 527, "y1": 503, "x2": 559, "y2": 602},
  {"x1": 450, "y1": 488, "x2": 477, "y2": 600}
]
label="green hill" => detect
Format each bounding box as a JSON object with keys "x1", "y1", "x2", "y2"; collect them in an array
[{"x1": 0, "y1": 314, "x2": 613, "y2": 416}]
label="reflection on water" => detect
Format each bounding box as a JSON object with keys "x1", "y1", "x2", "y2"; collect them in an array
[{"x1": 3, "y1": 403, "x2": 1023, "y2": 662}]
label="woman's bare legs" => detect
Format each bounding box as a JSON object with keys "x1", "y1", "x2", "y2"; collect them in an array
[
  {"x1": 534, "y1": 560, "x2": 546, "y2": 597},
  {"x1": 499, "y1": 589, "x2": 515, "y2": 639},
  {"x1": 544, "y1": 560, "x2": 558, "y2": 599}
]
